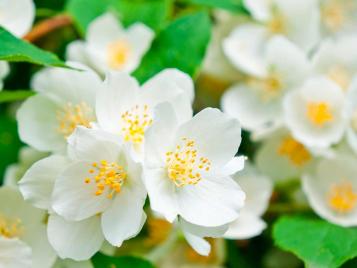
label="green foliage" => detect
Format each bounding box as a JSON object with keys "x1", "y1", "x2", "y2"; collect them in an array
[
  {"x1": 0, "y1": 28, "x2": 66, "y2": 67},
  {"x1": 91, "y1": 253, "x2": 155, "y2": 268},
  {"x1": 273, "y1": 216, "x2": 357, "y2": 268},
  {"x1": 133, "y1": 12, "x2": 211, "y2": 82},
  {"x1": 0, "y1": 90, "x2": 35, "y2": 103},
  {"x1": 183, "y1": 0, "x2": 248, "y2": 13}
]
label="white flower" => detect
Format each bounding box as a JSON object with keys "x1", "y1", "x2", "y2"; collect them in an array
[
  {"x1": 67, "y1": 12, "x2": 154, "y2": 75},
  {"x1": 222, "y1": 0, "x2": 319, "y2": 76},
  {"x1": 312, "y1": 35, "x2": 357, "y2": 91},
  {"x1": 0, "y1": 186, "x2": 56, "y2": 268},
  {"x1": 95, "y1": 69, "x2": 194, "y2": 160},
  {"x1": 143, "y1": 103, "x2": 245, "y2": 254},
  {"x1": 283, "y1": 76, "x2": 347, "y2": 149},
  {"x1": 17, "y1": 64, "x2": 102, "y2": 152},
  {"x1": 303, "y1": 153, "x2": 357, "y2": 227},
  {"x1": 4, "y1": 147, "x2": 48, "y2": 188},
  {"x1": 222, "y1": 36, "x2": 310, "y2": 133},
  {"x1": 346, "y1": 79, "x2": 357, "y2": 155},
  {"x1": 255, "y1": 129, "x2": 314, "y2": 181},
  {"x1": 20, "y1": 127, "x2": 147, "y2": 260},
  {"x1": 0, "y1": 0, "x2": 35, "y2": 37},
  {"x1": 0, "y1": 61, "x2": 9, "y2": 90},
  {"x1": 320, "y1": 0, "x2": 357, "y2": 36},
  {"x1": 224, "y1": 163, "x2": 272, "y2": 239}
]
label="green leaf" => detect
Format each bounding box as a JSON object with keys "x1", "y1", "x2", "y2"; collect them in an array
[
  {"x1": 66, "y1": 0, "x2": 111, "y2": 36},
  {"x1": 91, "y1": 253, "x2": 155, "y2": 268},
  {"x1": 0, "y1": 90, "x2": 35, "y2": 103},
  {"x1": 133, "y1": 11, "x2": 211, "y2": 82},
  {"x1": 0, "y1": 28, "x2": 66, "y2": 67},
  {"x1": 273, "y1": 216, "x2": 357, "y2": 268},
  {"x1": 183, "y1": 0, "x2": 248, "y2": 13},
  {"x1": 110, "y1": 0, "x2": 172, "y2": 31}
]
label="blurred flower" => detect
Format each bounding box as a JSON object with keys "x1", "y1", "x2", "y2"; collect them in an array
[
  {"x1": 0, "y1": 0, "x2": 35, "y2": 37},
  {"x1": 283, "y1": 76, "x2": 347, "y2": 149},
  {"x1": 17, "y1": 64, "x2": 102, "y2": 153},
  {"x1": 312, "y1": 35, "x2": 357, "y2": 92},
  {"x1": 67, "y1": 13, "x2": 154, "y2": 75},
  {"x1": 224, "y1": 162, "x2": 273, "y2": 239},
  {"x1": 4, "y1": 146, "x2": 48, "y2": 188},
  {"x1": 345, "y1": 79, "x2": 357, "y2": 154},
  {"x1": 95, "y1": 69, "x2": 193, "y2": 160},
  {"x1": 0, "y1": 61, "x2": 9, "y2": 90},
  {"x1": 303, "y1": 152, "x2": 357, "y2": 226},
  {"x1": 144, "y1": 104, "x2": 245, "y2": 255},
  {"x1": 222, "y1": 36, "x2": 310, "y2": 133},
  {"x1": 0, "y1": 186, "x2": 56, "y2": 267},
  {"x1": 52, "y1": 259, "x2": 93, "y2": 268}
]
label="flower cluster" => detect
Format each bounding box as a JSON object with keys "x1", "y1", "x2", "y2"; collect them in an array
[{"x1": 221, "y1": 0, "x2": 357, "y2": 227}]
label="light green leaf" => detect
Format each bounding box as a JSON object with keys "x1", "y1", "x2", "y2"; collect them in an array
[
  {"x1": 0, "y1": 28, "x2": 66, "y2": 67},
  {"x1": 91, "y1": 253, "x2": 155, "y2": 268},
  {"x1": 133, "y1": 11, "x2": 211, "y2": 82},
  {"x1": 183, "y1": 0, "x2": 248, "y2": 13},
  {"x1": 0, "y1": 90, "x2": 35, "y2": 103},
  {"x1": 273, "y1": 216, "x2": 357, "y2": 268}
]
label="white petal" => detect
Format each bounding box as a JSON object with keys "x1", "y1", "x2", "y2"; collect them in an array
[
  {"x1": 180, "y1": 218, "x2": 229, "y2": 238},
  {"x1": 48, "y1": 214, "x2": 104, "y2": 261},
  {"x1": 243, "y1": 0, "x2": 271, "y2": 21},
  {"x1": 219, "y1": 156, "x2": 245, "y2": 177},
  {"x1": 19, "y1": 155, "x2": 70, "y2": 210},
  {"x1": 0, "y1": 61, "x2": 9, "y2": 89},
  {"x1": 183, "y1": 232, "x2": 210, "y2": 256},
  {"x1": 52, "y1": 162, "x2": 112, "y2": 221},
  {"x1": 53, "y1": 259, "x2": 94, "y2": 268},
  {"x1": 0, "y1": 238, "x2": 32, "y2": 268},
  {"x1": 66, "y1": 41, "x2": 91, "y2": 67}
]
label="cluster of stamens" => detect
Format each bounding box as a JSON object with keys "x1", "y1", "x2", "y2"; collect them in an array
[
  {"x1": 247, "y1": 74, "x2": 282, "y2": 101},
  {"x1": 57, "y1": 102, "x2": 94, "y2": 137},
  {"x1": 121, "y1": 104, "x2": 153, "y2": 144},
  {"x1": 84, "y1": 160, "x2": 127, "y2": 199},
  {"x1": 0, "y1": 215, "x2": 23, "y2": 239},
  {"x1": 277, "y1": 135, "x2": 311, "y2": 166},
  {"x1": 322, "y1": 0, "x2": 347, "y2": 32},
  {"x1": 306, "y1": 102, "x2": 334, "y2": 127},
  {"x1": 328, "y1": 182, "x2": 357, "y2": 213},
  {"x1": 107, "y1": 40, "x2": 131, "y2": 70},
  {"x1": 328, "y1": 66, "x2": 351, "y2": 90},
  {"x1": 165, "y1": 138, "x2": 211, "y2": 187},
  {"x1": 268, "y1": 14, "x2": 286, "y2": 34}
]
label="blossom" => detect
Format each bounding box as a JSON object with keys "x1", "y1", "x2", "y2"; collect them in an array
[
  {"x1": 222, "y1": 36, "x2": 310, "y2": 133},
  {"x1": 346, "y1": 79, "x2": 357, "y2": 154},
  {"x1": 0, "y1": 0, "x2": 35, "y2": 37},
  {"x1": 283, "y1": 76, "x2": 347, "y2": 149},
  {"x1": 312, "y1": 36, "x2": 357, "y2": 91},
  {"x1": 0, "y1": 61, "x2": 9, "y2": 90},
  {"x1": 303, "y1": 153, "x2": 357, "y2": 227},
  {"x1": 67, "y1": 12, "x2": 154, "y2": 75},
  {"x1": 20, "y1": 127, "x2": 146, "y2": 260},
  {"x1": 95, "y1": 69, "x2": 194, "y2": 160},
  {"x1": 143, "y1": 103, "x2": 245, "y2": 254},
  {"x1": 224, "y1": 163, "x2": 272, "y2": 239},
  {"x1": 17, "y1": 64, "x2": 102, "y2": 152},
  {"x1": 0, "y1": 186, "x2": 56, "y2": 267}
]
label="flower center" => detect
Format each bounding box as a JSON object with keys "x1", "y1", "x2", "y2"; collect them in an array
[
  {"x1": 328, "y1": 182, "x2": 357, "y2": 213},
  {"x1": 277, "y1": 135, "x2": 311, "y2": 166},
  {"x1": 57, "y1": 102, "x2": 94, "y2": 137},
  {"x1": 107, "y1": 40, "x2": 131, "y2": 70},
  {"x1": 268, "y1": 14, "x2": 286, "y2": 34},
  {"x1": 0, "y1": 215, "x2": 23, "y2": 239},
  {"x1": 121, "y1": 104, "x2": 153, "y2": 144},
  {"x1": 306, "y1": 102, "x2": 334, "y2": 127},
  {"x1": 327, "y1": 66, "x2": 351, "y2": 90},
  {"x1": 165, "y1": 138, "x2": 211, "y2": 187},
  {"x1": 247, "y1": 74, "x2": 282, "y2": 101},
  {"x1": 84, "y1": 160, "x2": 127, "y2": 199},
  {"x1": 322, "y1": 0, "x2": 346, "y2": 32}
]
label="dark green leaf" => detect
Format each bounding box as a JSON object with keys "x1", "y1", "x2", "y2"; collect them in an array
[
  {"x1": 273, "y1": 216, "x2": 357, "y2": 268},
  {"x1": 183, "y1": 0, "x2": 248, "y2": 13},
  {"x1": 0, "y1": 90, "x2": 35, "y2": 103},
  {"x1": 133, "y1": 11, "x2": 211, "y2": 82},
  {"x1": 0, "y1": 28, "x2": 66, "y2": 67},
  {"x1": 91, "y1": 253, "x2": 155, "y2": 268}
]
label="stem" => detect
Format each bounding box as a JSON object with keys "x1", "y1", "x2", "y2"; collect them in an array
[
  {"x1": 145, "y1": 231, "x2": 179, "y2": 263},
  {"x1": 23, "y1": 14, "x2": 73, "y2": 43}
]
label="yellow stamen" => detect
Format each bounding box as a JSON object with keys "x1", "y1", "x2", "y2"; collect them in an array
[
  {"x1": 166, "y1": 138, "x2": 211, "y2": 187},
  {"x1": 322, "y1": 0, "x2": 346, "y2": 32},
  {"x1": 145, "y1": 218, "x2": 172, "y2": 246},
  {"x1": 121, "y1": 104, "x2": 153, "y2": 144},
  {"x1": 84, "y1": 160, "x2": 127, "y2": 199},
  {"x1": 107, "y1": 40, "x2": 131, "y2": 70},
  {"x1": 57, "y1": 102, "x2": 94, "y2": 137},
  {"x1": 277, "y1": 135, "x2": 311, "y2": 166},
  {"x1": 268, "y1": 14, "x2": 286, "y2": 34},
  {"x1": 0, "y1": 215, "x2": 23, "y2": 239},
  {"x1": 306, "y1": 102, "x2": 334, "y2": 126},
  {"x1": 247, "y1": 74, "x2": 282, "y2": 101},
  {"x1": 328, "y1": 182, "x2": 357, "y2": 213}
]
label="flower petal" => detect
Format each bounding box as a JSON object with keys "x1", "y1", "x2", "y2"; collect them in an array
[{"x1": 0, "y1": 238, "x2": 32, "y2": 268}]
